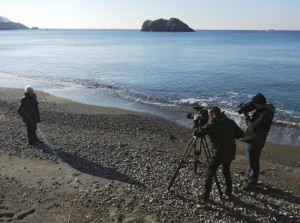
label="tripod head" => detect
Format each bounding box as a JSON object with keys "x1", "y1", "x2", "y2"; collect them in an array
[{"x1": 193, "y1": 126, "x2": 208, "y2": 139}]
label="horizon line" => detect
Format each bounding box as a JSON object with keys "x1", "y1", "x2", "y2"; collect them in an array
[{"x1": 18, "y1": 28, "x2": 300, "y2": 31}]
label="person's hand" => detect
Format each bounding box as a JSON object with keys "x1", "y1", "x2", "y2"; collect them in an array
[
  {"x1": 193, "y1": 114, "x2": 200, "y2": 121},
  {"x1": 208, "y1": 109, "x2": 214, "y2": 118},
  {"x1": 243, "y1": 113, "x2": 251, "y2": 121}
]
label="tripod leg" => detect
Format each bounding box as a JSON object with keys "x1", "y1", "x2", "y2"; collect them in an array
[
  {"x1": 193, "y1": 156, "x2": 198, "y2": 173},
  {"x1": 167, "y1": 137, "x2": 197, "y2": 192},
  {"x1": 193, "y1": 139, "x2": 201, "y2": 173}
]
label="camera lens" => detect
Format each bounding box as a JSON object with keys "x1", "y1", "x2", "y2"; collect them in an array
[{"x1": 187, "y1": 113, "x2": 194, "y2": 119}]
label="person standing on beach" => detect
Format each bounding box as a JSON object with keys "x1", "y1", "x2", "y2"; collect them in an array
[
  {"x1": 193, "y1": 106, "x2": 244, "y2": 201},
  {"x1": 242, "y1": 93, "x2": 275, "y2": 190},
  {"x1": 18, "y1": 85, "x2": 41, "y2": 145}
]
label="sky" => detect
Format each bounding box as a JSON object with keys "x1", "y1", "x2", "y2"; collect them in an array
[{"x1": 1, "y1": 0, "x2": 300, "y2": 30}]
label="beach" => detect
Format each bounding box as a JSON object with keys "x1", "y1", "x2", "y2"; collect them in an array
[{"x1": 0, "y1": 87, "x2": 299, "y2": 222}]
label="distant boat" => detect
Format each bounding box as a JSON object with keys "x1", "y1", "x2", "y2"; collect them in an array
[{"x1": 266, "y1": 28, "x2": 274, "y2": 32}]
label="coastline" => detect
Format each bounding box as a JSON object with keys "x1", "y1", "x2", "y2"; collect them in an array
[
  {"x1": 1, "y1": 29, "x2": 300, "y2": 148},
  {"x1": 1, "y1": 79, "x2": 299, "y2": 147},
  {"x1": 2, "y1": 86, "x2": 299, "y2": 149},
  {"x1": 0, "y1": 87, "x2": 299, "y2": 222}
]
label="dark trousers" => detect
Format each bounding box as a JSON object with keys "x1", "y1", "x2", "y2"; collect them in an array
[
  {"x1": 245, "y1": 143, "x2": 262, "y2": 184},
  {"x1": 26, "y1": 122, "x2": 38, "y2": 144},
  {"x1": 204, "y1": 157, "x2": 232, "y2": 197}
]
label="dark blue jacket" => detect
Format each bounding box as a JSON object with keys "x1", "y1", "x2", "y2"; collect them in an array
[
  {"x1": 242, "y1": 104, "x2": 275, "y2": 148},
  {"x1": 194, "y1": 113, "x2": 244, "y2": 162},
  {"x1": 18, "y1": 93, "x2": 41, "y2": 125}
]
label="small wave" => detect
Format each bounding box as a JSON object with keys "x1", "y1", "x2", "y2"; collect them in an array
[
  {"x1": 223, "y1": 108, "x2": 300, "y2": 129},
  {"x1": 173, "y1": 96, "x2": 300, "y2": 129},
  {"x1": 276, "y1": 108, "x2": 300, "y2": 119},
  {"x1": 174, "y1": 98, "x2": 211, "y2": 107},
  {"x1": 227, "y1": 91, "x2": 239, "y2": 96},
  {"x1": 1, "y1": 71, "x2": 299, "y2": 132},
  {"x1": 67, "y1": 78, "x2": 119, "y2": 90},
  {"x1": 115, "y1": 91, "x2": 177, "y2": 108},
  {"x1": 0, "y1": 72, "x2": 119, "y2": 91},
  {"x1": 274, "y1": 119, "x2": 300, "y2": 128},
  {"x1": 0, "y1": 71, "x2": 175, "y2": 108},
  {"x1": 173, "y1": 93, "x2": 241, "y2": 109},
  {"x1": 0, "y1": 72, "x2": 84, "y2": 88}
]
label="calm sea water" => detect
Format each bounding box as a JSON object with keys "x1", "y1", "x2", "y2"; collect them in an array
[{"x1": 0, "y1": 29, "x2": 299, "y2": 146}]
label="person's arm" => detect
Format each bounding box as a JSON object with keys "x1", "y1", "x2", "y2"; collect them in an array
[
  {"x1": 248, "y1": 111, "x2": 273, "y2": 133},
  {"x1": 18, "y1": 104, "x2": 23, "y2": 116},
  {"x1": 18, "y1": 99, "x2": 25, "y2": 117},
  {"x1": 235, "y1": 122, "x2": 245, "y2": 139},
  {"x1": 243, "y1": 113, "x2": 252, "y2": 123},
  {"x1": 36, "y1": 107, "x2": 41, "y2": 122}
]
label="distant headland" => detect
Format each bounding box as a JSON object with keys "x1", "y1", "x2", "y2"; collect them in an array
[
  {"x1": 0, "y1": 16, "x2": 38, "y2": 30},
  {"x1": 141, "y1": 18, "x2": 194, "y2": 32}
]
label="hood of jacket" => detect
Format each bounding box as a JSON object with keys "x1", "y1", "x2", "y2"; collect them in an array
[
  {"x1": 264, "y1": 104, "x2": 276, "y2": 113},
  {"x1": 24, "y1": 92, "x2": 32, "y2": 98},
  {"x1": 212, "y1": 112, "x2": 227, "y2": 123}
]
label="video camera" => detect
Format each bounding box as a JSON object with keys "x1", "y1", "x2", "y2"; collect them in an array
[
  {"x1": 187, "y1": 106, "x2": 209, "y2": 126},
  {"x1": 237, "y1": 101, "x2": 256, "y2": 114}
]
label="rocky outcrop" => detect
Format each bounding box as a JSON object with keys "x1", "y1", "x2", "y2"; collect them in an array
[{"x1": 141, "y1": 18, "x2": 194, "y2": 32}]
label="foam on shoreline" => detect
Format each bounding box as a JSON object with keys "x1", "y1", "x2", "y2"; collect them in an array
[{"x1": 0, "y1": 77, "x2": 299, "y2": 146}]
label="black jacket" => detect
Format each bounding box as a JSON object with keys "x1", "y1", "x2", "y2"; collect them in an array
[
  {"x1": 242, "y1": 104, "x2": 275, "y2": 148},
  {"x1": 194, "y1": 113, "x2": 244, "y2": 162},
  {"x1": 18, "y1": 93, "x2": 41, "y2": 125}
]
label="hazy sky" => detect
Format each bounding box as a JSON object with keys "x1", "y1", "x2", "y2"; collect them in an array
[{"x1": 1, "y1": 0, "x2": 300, "y2": 30}]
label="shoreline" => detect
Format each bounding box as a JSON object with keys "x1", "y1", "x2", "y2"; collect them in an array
[
  {"x1": 1, "y1": 78, "x2": 300, "y2": 146},
  {"x1": 0, "y1": 87, "x2": 142, "y2": 115},
  {"x1": 2, "y1": 86, "x2": 299, "y2": 148},
  {"x1": 1, "y1": 86, "x2": 299, "y2": 168},
  {"x1": 1, "y1": 87, "x2": 300, "y2": 222}
]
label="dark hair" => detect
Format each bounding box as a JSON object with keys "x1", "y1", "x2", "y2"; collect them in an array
[
  {"x1": 210, "y1": 106, "x2": 221, "y2": 117},
  {"x1": 252, "y1": 93, "x2": 266, "y2": 105}
]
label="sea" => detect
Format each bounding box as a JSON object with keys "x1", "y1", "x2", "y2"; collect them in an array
[{"x1": 0, "y1": 29, "x2": 299, "y2": 146}]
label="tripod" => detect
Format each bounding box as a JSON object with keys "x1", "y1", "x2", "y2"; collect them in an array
[{"x1": 167, "y1": 135, "x2": 223, "y2": 198}]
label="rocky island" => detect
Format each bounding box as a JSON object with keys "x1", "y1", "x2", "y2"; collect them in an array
[
  {"x1": 141, "y1": 18, "x2": 194, "y2": 32},
  {"x1": 0, "y1": 16, "x2": 29, "y2": 30}
]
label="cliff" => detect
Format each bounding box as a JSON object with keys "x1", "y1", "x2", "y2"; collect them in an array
[{"x1": 141, "y1": 18, "x2": 194, "y2": 32}]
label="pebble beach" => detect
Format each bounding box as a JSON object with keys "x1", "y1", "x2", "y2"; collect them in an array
[{"x1": 0, "y1": 87, "x2": 299, "y2": 223}]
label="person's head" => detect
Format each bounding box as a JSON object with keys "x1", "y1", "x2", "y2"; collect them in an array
[
  {"x1": 208, "y1": 106, "x2": 222, "y2": 119},
  {"x1": 24, "y1": 85, "x2": 34, "y2": 95},
  {"x1": 252, "y1": 93, "x2": 266, "y2": 109}
]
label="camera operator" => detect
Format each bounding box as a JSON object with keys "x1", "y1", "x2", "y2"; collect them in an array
[
  {"x1": 242, "y1": 93, "x2": 275, "y2": 190},
  {"x1": 193, "y1": 106, "x2": 244, "y2": 201}
]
